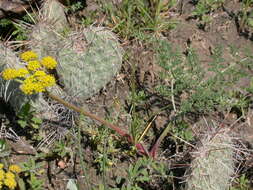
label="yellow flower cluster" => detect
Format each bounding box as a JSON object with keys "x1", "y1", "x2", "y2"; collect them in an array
[
  {"x1": 4, "y1": 172, "x2": 17, "y2": 189},
  {"x1": 17, "y1": 68, "x2": 29, "y2": 78},
  {"x1": 20, "y1": 51, "x2": 38, "y2": 62},
  {"x1": 1, "y1": 51, "x2": 58, "y2": 95},
  {"x1": 20, "y1": 71, "x2": 55, "y2": 95},
  {"x1": 41, "y1": 56, "x2": 58, "y2": 69},
  {"x1": 0, "y1": 164, "x2": 21, "y2": 189},
  {"x1": 9, "y1": 165, "x2": 22, "y2": 173},
  {"x1": 2, "y1": 68, "x2": 18, "y2": 80},
  {"x1": 27, "y1": 60, "x2": 41, "y2": 71},
  {"x1": 2, "y1": 68, "x2": 29, "y2": 80}
]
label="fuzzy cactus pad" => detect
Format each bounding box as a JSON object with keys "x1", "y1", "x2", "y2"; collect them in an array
[
  {"x1": 41, "y1": 0, "x2": 68, "y2": 31},
  {"x1": 56, "y1": 27, "x2": 123, "y2": 101},
  {"x1": 186, "y1": 130, "x2": 234, "y2": 190}
]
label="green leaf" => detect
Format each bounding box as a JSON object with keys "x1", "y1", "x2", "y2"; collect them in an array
[
  {"x1": 116, "y1": 176, "x2": 122, "y2": 184},
  {"x1": 17, "y1": 176, "x2": 26, "y2": 190},
  {"x1": 19, "y1": 102, "x2": 31, "y2": 116},
  {"x1": 31, "y1": 123, "x2": 39, "y2": 129},
  {"x1": 247, "y1": 18, "x2": 253, "y2": 28},
  {"x1": 0, "y1": 139, "x2": 6, "y2": 151},
  {"x1": 18, "y1": 120, "x2": 27, "y2": 128},
  {"x1": 136, "y1": 176, "x2": 150, "y2": 182},
  {"x1": 31, "y1": 117, "x2": 42, "y2": 124},
  {"x1": 0, "y1": 19, "x2": 12, "y2": 27}
]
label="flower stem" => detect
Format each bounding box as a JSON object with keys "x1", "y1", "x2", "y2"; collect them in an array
[{"x1": 46, "y1": 91, "x2": 132, "y2": 142}]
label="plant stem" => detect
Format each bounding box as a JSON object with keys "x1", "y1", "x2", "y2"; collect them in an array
[
  {"x1": 46, "y1": 92, "x2": 151, "y2": 157},
  {"x1": 149, "y1": 122, "x2": 173, "y2": 158},
  {"x1": 46, "y1": 92, "x2": 132, "y2": 142}
]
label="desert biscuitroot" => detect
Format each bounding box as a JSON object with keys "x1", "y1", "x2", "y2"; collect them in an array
[{"x1": 1, "y1": 51, "x2": 57, "y2": 95}]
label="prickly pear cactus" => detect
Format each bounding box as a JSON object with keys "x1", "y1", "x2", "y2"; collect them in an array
[
  {"x1": 30, "y1": 0, "x2": 123, "y2": 101},
  {"x1": 30, "y1": 0, "x2": 123, "y2": 102},
  {"x1": 31, "y1": 26, "x2": 123, "y2": 101},
  {"x1": 186, "y1": 130, "x2": 234, "y2": 190},
  {"x1": 30, "y1": 0, "x2": 69, "y2": 57},
  {"x1": 30, "y1": 22, "x2": 64, "y2": 58},
  {"x1": 56, "y1": 27, "x2": 123, "y2": 101},
  {"x1": 41, "y1": 0, "x2": 68, "y2": 31}
]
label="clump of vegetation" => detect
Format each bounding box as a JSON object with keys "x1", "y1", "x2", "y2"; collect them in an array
[
  {"x1": 0, "y1": 14, "x2": 33, "y2": 41},
  {"x1": 100, "y1": 0, "x2": 178, "y2": 38},
  {"x1": 191, "y1": 0, "x2": 224, "y2": 29},
  {"x1": 154, "y1": 40, "x2": 249, "y2": 114}
]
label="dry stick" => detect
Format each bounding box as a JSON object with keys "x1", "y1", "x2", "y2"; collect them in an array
[{"x1": 46, "y1": 92, "x2": 132, "y2": 141}]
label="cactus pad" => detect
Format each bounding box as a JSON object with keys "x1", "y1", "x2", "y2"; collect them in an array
[
  {"x1": 186, "y1": 130, "x2": 234, "y2": 190},
  {"x1": 56, "y1": 27, "x2": 123, "y2": 101}
]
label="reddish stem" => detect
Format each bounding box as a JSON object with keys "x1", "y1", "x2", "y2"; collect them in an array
[
  {"x1": 47, "y1": 92, "x2": 130, "y2": 137},
  {"x1": 46, "y1": 92, "x2": 151, "y2": 157}
]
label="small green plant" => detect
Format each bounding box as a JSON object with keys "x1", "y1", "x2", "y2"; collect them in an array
[
  {"x1": 27, "y1": 173, "x2": 44, "y2": 190},
  {"x1": 81, "y1": 12, "x2": 97, "y2": 27},
  {"x1": 17, "y1": 103, "x2": 42, "y2": 129},
  {"x1": 192, "y1": 0, "x2": 224, "y2": 29},
  {"x1": 0, "y1": 18, "x2": 28, "y2": 41},
  {"x1": 112, "y1": 157, "x2": 168, "y2": 190},
  {"x1": 21, "y1": 158, "x2": 44, "y2": 190},
  {"x1": 52, "y1": 140, "x2": 73, "y2": 159},
  {"x1": 230, "y1": 174, "x2": 251, "y2": 190},
  {"x1": 17, "y1": 102, "x2": 43, "y2": 141},
  {"x1": 171, "y1": 121, "x2": 194, "y2": 142},
  {"x1": 129, "y1": 115, "x2": 144, "y2": 145},
  {"x1": 154, "y1": 40, "x2": 248, "y2": 114},
  {"x1": 170, "y1": 121, "x2": 194, "y2": 153},
  {"x1": 128, "y1": 89, "x2": 147, "y2": 145},
  {"x1": 92, "y1": 128, "x2": 118, "y2": 174},
  {"x1": 0, "y1": 13, "x2": 35, "y2": 41},
  {"x1": 114, "y1": 158, "x2": 150, "y2": 190},
  {"x1": 82, "y1": 116, "x2": 119, "y2": 155},
  {"x1": 65, "y1": 1, "x2": 85, "y2": 13}
]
